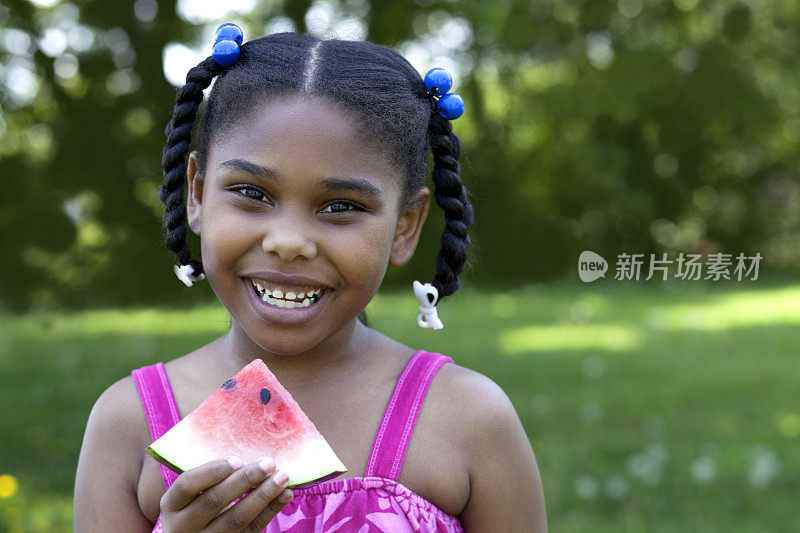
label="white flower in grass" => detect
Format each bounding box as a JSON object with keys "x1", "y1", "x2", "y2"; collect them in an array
[
  {"x1": 644, "y1": 443, "x2": 669, "y2": 464},
  {"x1": 690, "y1": 456, "x2": 716, "y2": 484},
  {"x1": 574, "y1": 474, "x2": 599, "y2": 500},
  {"x1": 748, "y1": 445, "x2": 781, "y2": 488},
  {"x1": 626, "y1": 443, "x2": 669, "y2": 486}
]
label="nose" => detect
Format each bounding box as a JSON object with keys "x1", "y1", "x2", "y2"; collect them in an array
[{"x1": 261, "y1": 211, "x2": 318, "y2": 262}]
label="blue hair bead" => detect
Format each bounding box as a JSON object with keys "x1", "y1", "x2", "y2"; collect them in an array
[
  {"x1": 214, "y1": 23, "x2": 243, "y2": 46},
  {"x1": 424, "y1": 67, "x2": 453, "y2": 96},
  {"x1": 212, "y1": 39, "x2": 240, "y2": 66},
  {"x1": 436, "y1": 92, "x2": 465, "y2": 120}
]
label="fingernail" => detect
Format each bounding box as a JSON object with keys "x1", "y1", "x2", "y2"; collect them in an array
[
  {"x1": 258, "y1": 457, "x2": 275, "y2": 474},
  {"x1": 274, "y1": 470, "x2": 289, "y2": 486},
  {"x1": 227, "y1": 456, "x2": 243, "y2": 469},
  {"x1": 278, "y1": 489, "x2": 293, "y2": 503}
]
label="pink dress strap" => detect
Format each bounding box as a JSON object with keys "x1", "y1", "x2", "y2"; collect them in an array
[
  {"x1": 364, "y1": 350, "x2": 454, "y2": 481},
  {"x1": 131, "y1": 362, "x2": 182, "y2": 491}
]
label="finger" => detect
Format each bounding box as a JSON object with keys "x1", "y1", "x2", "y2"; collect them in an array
[
  {"x1": 248, "y1": 488, "x2": 294, "y2": 531},
  {"x1": 186, "y1": 457, "x2": 278, "y2": 526},
  {"x1": 161, "y1": 456, "x2": 242, "y2": 511},
  {"x1": 206, "y1": 466, "x2": 291, "y2": 533}
]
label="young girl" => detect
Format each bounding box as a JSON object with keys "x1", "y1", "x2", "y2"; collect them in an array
[{"x1": 74, "y1": 25, "x2": 547, "y2": 532}]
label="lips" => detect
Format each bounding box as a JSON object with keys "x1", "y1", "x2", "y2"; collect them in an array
[
  {"x1": 243, "y1": 277, "x2": 330, "y2": 325},
  {"x1": 243, "y1": 271, "x2": 330, "y2": 291}
]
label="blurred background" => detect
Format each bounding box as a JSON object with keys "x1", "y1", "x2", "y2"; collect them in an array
[{"x1": 1, "y1": 0, "x2": 799, "y2": 530}]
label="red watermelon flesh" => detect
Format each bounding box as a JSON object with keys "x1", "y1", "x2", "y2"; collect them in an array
[{"x1": 146, "y1": 358, "x2": 347, "y2": 489}]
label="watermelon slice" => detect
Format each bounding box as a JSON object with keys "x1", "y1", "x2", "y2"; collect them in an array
[{"x1": 145, "y1": 358, "x2": 347, "y2": 489}]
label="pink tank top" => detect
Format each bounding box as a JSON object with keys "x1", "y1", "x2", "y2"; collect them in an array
[{"x1": 132, "y1": 349, "x2": 465, "y2": 532}]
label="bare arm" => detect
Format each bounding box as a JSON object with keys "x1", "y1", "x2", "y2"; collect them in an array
[
  {"x1": 458, "y1": 373, "x2": 548, "y2": 532},
  {"x1": 74, "y1": 376, "x2": 155, "y2": 532}
]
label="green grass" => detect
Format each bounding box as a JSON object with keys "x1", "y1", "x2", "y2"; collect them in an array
[{"x1": 1, "y1": 281, "x2": 799, "y2": 531}]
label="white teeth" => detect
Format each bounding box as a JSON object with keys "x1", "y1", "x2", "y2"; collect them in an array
[
  {"x1": 251, "y1": 278, "x2": 325, "y2": 309},
  {"x1": 260, "y1": 294, "x2": 312, "y2": 309}
]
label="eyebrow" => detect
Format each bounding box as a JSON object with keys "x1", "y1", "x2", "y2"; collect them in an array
[{"x1": 219, "y1": 159, "x2": 385, "y2": 202}]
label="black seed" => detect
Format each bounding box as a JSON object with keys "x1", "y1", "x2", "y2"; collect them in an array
[
  {"x1": 222, "y1": 379, "x2": 236, "y2": 390},
  {"x1": 260, "y1": 387, "x2": 271, "y2": 404}
]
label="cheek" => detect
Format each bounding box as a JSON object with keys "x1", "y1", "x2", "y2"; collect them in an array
[
  {"x1": 322, "y1": 221, "x2": 394, "y2": 278},
  {"x1": 199, "y1": 202, "x2": 253, "y2": 268}
]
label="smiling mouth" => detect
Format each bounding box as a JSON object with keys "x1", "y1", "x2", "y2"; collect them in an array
[{"x1": 247, "y1": 277, "x2": 326, "y2": 309}]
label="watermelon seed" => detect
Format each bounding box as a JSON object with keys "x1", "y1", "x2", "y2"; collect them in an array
[
  {"x1": 222, "y1": 379, "x2": 236, "y2": 390},
  {"x1": 261, "y1": 387, "x2": 271, "y2": 404}
]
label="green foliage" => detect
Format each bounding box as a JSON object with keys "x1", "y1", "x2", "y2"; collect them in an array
[
  {"x1": 1, "y1": 284, "x2": 799, "y2": 529},
  {"x1": 1, "y1": 0, "x2": 799, "y2": 310}
]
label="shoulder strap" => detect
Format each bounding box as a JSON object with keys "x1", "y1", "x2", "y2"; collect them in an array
[
  {"x1": 364, "y1": 350, "x2": 453, "y2": 481},
  {"x1": 131, "y1": 362, "x2": 182, "y2": 490}
]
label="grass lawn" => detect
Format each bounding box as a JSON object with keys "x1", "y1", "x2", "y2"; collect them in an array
[{"x1": 1, "y1": 280, "x2": 799, "y2": 531}]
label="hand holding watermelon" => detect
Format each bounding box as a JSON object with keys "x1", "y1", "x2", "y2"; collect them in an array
[{"x1": 159, "y1": 455, "x2": 293, "y2": 532}]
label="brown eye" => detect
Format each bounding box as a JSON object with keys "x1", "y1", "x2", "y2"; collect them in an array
[
  {"x1": 321, "y1": 201, "x2": 358, "y2": 213},
  {"x1": 234, "y1": 186, "x2": 265, "y2": 201}
]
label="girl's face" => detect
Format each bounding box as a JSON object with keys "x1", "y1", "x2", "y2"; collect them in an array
[{"x1": 185, "y1": 95, "x2": 430, "y2": 357}]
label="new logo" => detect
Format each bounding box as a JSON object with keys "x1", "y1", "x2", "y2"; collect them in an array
[{"x1": 578, "y1": 251, "x2": 608, "y2": 282}]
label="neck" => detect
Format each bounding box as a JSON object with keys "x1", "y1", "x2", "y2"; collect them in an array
[{"x1": 215, "y1": 316, "x2": 373, "y2": 389}]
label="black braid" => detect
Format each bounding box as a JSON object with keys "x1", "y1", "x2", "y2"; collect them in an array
[
  {"x1": 159, "y1": 56, "x2": 226, "y2": 277},
  {"x1": 426, "y1": 112, "x2": 474, "y2": 303}
]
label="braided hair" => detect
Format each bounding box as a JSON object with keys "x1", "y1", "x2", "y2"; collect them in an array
[{"x1": 159, "y1": 32, "x2": 473, "y2": 324}]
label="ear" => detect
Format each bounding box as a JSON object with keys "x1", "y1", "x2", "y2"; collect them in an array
[
  {"x1": 389, "y1": 186, "x2": 431, "y2": 267},
  {"x1": 186, "y1": 151, "x2": 204, "y2": 236}
]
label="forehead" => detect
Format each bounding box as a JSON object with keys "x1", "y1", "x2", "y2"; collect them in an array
[{"x1": 207, "y1": 95, "x2": 402, "y2": 188}]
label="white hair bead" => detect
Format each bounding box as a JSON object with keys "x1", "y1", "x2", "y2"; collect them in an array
[
  {"x1": 174, "y1": 263, "x2": 206, "y2": 287},
  {"x1": 413, "y1": 280, "x2": 443, "y2": 330}
]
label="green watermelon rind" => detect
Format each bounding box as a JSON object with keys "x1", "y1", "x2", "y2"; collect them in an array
[{"x1": 145, "y1": 445, "x2": 186, "y2": 475}]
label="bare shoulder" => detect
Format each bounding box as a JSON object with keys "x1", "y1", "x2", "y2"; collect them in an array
[
  {"x1": 96, "y1": 374, "x2": 152, "y2": 450},
  {"x1": 434, "y1": 361, "x2": 509, "y2": 409},
  {"x1": 429, "y1": 361, "x2": 518, "y2": 436},
  {"x1": 74, "y1": 373, "x2": 154, "y2": 531},
  {"x1": 433, "y1": 361, "x2": 548, "y2": 532},
  {"x1": 92, "y1": 374, "x2": 151, "y2": 451},
  {"x1": 80, "y1": 374, "x2": 151, "y2": 483}
]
